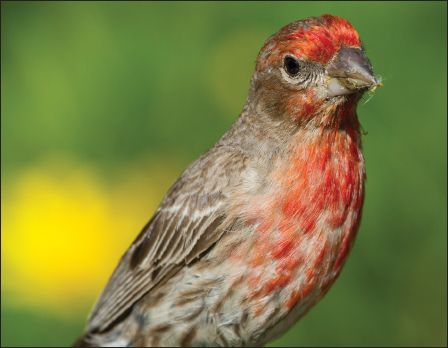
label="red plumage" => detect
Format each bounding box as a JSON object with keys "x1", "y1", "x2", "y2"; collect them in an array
[{"x1": 76, "y1": 14, "x2": 379, "y2": 347}]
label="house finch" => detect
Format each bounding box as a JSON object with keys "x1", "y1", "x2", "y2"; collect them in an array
[{"x1": 75, "y1": 14, "x2": 379, "y2": 347}]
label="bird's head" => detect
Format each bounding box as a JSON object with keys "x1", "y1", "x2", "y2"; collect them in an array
[{"x1": 252, "y1": 14, "x2": 380, "y2": 126}]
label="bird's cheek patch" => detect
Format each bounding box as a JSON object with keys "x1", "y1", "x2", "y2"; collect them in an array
[{"x1": 286, "y1": 90, "x2": 321, "y2": 120}]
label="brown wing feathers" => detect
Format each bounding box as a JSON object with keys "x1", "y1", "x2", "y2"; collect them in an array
[
  {"x1": 87, "y1": 191, "x2": 227, "y2": 332},
  {"x1": 85, "y1": 149, "x2": 246, "y2": 333}
]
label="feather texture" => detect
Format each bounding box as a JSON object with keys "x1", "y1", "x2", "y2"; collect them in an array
[{"x1": 87, "y1": 148, "x2": 245, "y2": 332}]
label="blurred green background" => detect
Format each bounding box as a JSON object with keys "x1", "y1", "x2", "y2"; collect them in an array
[{"x1": 1, "y1": 1, "x2": 446, "y2": 347}]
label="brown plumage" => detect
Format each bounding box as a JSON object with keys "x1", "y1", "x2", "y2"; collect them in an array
[{"x1": 75, "y1": 14, "x2": 379, "y2": 347}]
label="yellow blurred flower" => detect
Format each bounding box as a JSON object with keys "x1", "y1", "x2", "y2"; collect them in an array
[{"x1": 1, "y1": 156, "x2": 180, "y2": 316}]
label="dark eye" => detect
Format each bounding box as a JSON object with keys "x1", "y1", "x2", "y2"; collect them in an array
[{"x1": 284, "y1": 56, "x2": 300, "y2": 76}]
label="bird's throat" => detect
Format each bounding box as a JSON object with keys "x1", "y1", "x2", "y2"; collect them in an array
[{"x1": 286, "y1": 90, "x2": 361, "y2": 130}]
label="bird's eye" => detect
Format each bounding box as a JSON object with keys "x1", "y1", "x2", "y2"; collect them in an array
[{"x1": 284, "y1": 56, "x2": 300, "y2": 76}]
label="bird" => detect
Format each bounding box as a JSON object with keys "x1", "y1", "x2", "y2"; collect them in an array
[{"x1": 75, "y1": 14, "x2": 380, "y2": 347}]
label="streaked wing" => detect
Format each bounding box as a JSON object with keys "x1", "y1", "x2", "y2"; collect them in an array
[{"x1": 87, "y1": 165, "x2": 231, "y2": 332}]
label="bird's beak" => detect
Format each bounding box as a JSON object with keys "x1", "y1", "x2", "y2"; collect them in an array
[{"x1": 325, "y1": 46, "x2": 380, "y2": 98}]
